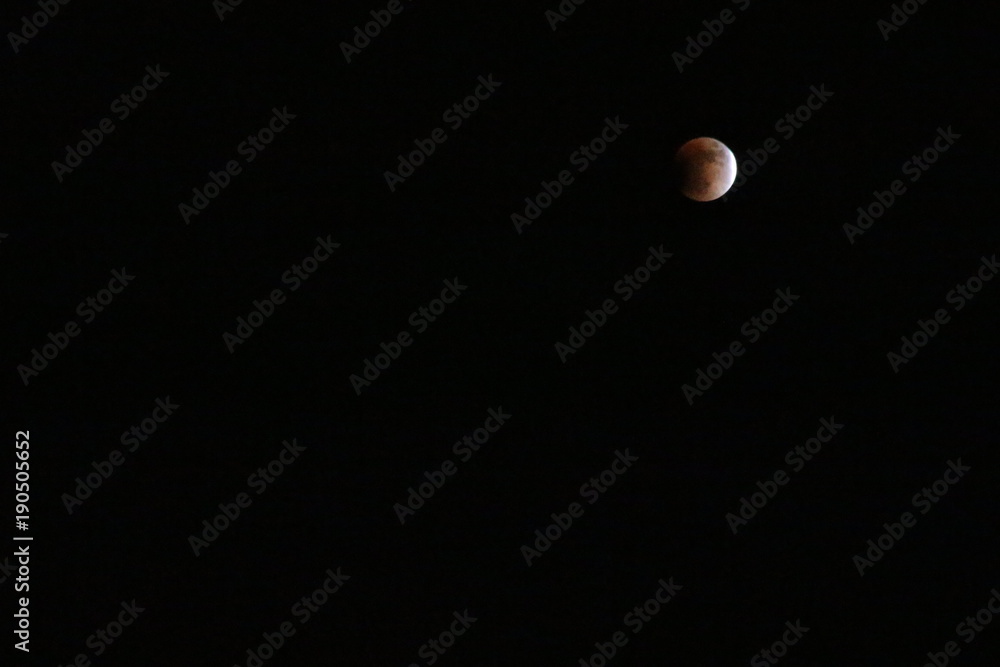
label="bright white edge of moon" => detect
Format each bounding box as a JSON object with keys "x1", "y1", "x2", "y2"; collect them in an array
[{"x1": 720, "y1": 143, "x2": 737, "y2": 196}]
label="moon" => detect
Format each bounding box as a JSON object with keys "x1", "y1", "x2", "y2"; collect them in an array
[{"x1": 675, "y1": 137, "x2": 737, "y2": 202}]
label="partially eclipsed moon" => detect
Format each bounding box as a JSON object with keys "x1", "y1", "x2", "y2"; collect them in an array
[{"x1": 675, "y1": 137, "x2": 737, "y2": 202}]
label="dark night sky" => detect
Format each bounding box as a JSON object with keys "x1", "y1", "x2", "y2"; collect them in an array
[{"x1": 2, "y1": 0, "x2": 998, "y2": 665}]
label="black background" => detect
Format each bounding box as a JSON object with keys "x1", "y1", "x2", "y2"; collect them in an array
[{"x1": 2, "y1": 0, "x2": 998, "y2": 665}]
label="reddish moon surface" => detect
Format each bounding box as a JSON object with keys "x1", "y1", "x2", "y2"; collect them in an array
[{"x1": 675, "y1": 137, "x2": 737, "y2": 202}]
